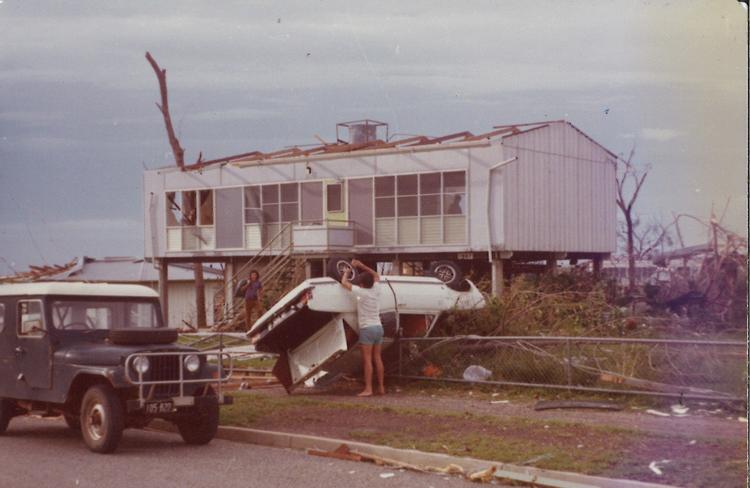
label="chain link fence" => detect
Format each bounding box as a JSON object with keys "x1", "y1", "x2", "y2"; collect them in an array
[{"x1": 392, "y1": 336, "x2": 747, "y2": 402}]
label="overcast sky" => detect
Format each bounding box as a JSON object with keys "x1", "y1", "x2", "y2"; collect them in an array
[{"x1": 0, "y1": 0, "x2": 747, "y2": 273}]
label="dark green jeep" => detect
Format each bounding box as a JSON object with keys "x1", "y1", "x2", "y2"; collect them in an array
[{"x1": 0, "y1": 282, "x2": 232, "y2": 453}]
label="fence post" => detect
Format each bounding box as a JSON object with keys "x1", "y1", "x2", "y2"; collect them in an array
[
  {"x1": 565, "y1": 338, "x2": 572, "y2": 388},
  {"x1": 397, "y1": 337, "x2": 403, "y2": 377}
]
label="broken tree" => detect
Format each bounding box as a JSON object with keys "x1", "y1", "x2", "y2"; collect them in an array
[{"x1": 146, "y1": 51, "x2": 207, "y2": 329}]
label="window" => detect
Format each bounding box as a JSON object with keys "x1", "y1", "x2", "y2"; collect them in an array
[
  {"x1": 18, "y1": 300, "x2": 45, "y2": 337},
  {"x1": 375, "y1": 176, "x2": 395, "y2": 217},
  {"x1": 51, "y1": 300, "x2": 162, "y2": 330},
  {"x1": 0, "y1": 303, "x2": 4, "y2": 332},
  {"x1": 280, "y1": 183, "x2": 299, "y2": 222},
  {"x1": 165, "y1": 190, "x2": 215, "y2": 251},
  {"x1": 442, "y1": 171, "x2": 466, "y2": 215},
  {"x1": 326, "y1": 183, "x2": 342, "y2": 212},
  {"x1": 198, "y1": 190, "x2": 213, "y2": 225},
  {"x1": 244, "y1": 187, "x2": 262, "y2": 223}
]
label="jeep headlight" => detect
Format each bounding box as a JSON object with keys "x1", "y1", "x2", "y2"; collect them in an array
[
  {"x1": 184, "y1": 354, "x2": 200, "y2": 373},
  {"x1": 133, "y1": 356, "x2": 150, "y2": 374}
]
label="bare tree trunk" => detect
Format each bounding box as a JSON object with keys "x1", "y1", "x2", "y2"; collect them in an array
[
  {"x1": 146, "y1": 51, "x2": 206, "y2": 329},
  {"x1": 625, "y1": 214, "x2": 636, "y2": 294}
]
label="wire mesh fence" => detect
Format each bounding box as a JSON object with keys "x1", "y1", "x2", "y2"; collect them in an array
[{"x1": 392, "y1": 336, "x2": 747, "y2": 402}]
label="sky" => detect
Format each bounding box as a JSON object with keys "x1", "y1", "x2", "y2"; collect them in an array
[{"x1": 0, "y1": 0, "x2": 747, "y2": 273}]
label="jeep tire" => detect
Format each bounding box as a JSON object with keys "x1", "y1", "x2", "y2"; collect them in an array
[
  {"x1": 176, "y1": 396, "x2": 219, "y2": 445},
  {"x1": 0, "y1": 398, "x2": 14, "y2": 434},
  {"x1": 80, "y1": 384, "x2": 124, "y2": 453}
]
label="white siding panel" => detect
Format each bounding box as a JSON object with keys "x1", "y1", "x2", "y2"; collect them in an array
[
  {"x1": 420, "y1": 217, "x2": 441, "y2": 244},
  {"x1": 500, "y1": 122, "x2": 616, "y2": 253},
  {"x1": 167, "y1": 228, "x2": 182, "y2": 251},
  {"x1": 398, "y1": 218, "x2": 419, "y2": 245},
  {"x1": 444, "y1": 216, "x2": 466, "y2": 244},
  {"x1": 245, "y1": 224, "x2": 261, "y2": 249},
  {"x1": 376, "y1": 219, "x2": 395, "y2": 245}
]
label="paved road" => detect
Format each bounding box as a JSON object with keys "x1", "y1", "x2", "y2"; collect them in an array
[{"x1": 0, "y1": 417, "x2": 476, "y2": 488}]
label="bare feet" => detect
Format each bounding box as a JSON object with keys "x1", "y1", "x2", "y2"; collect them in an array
[
  {"x1": 377, "y1": 388, "x2": 386, "y2": 395},
  {"x1": 357, "y1": 390, "x2": 373, "y2": 397}
]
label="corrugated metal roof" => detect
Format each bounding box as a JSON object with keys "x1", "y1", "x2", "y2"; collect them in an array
[
  {"x1": 0, "y1": 282, "x2": 159, "y2": 298},
  {"x1": 10, "y1": 257, "x2": 222, "y2": 284},
  {"x1": 177, "y1": 121, "x2": 582, "y2": 172}
]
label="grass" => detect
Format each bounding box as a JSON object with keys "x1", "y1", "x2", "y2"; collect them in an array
[{"x1": 219, "y1": 391, "x2": 747, "y2": 486}]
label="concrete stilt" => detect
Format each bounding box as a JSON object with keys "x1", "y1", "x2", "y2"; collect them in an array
[
  {"x1": 224, "y1": 259, "x2": 235, "y2": 311},
  {"x1": 593, "y1": 256, "x2": 603, "y2": 278},
  {"x1": 491, "y1": 259, "x2": 505, "y2": 297}
]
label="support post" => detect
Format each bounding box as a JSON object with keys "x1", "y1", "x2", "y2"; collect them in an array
[
  {"x1": 224, "y1": 259, "x2": 235, "y2": 313},
  {"x1": 546, "y1": 256, "x2": 557, "y2": 275},
  {"x1": 593, "y1": 256, "x2": 603, "y2": 279},
  {"x1": 491, "y1": 259, "x2": 505, "y2": 297},
  {"x1": 157, "y1": 258, "x2": 169, "y2": 327},
  {"x1": 391, "y1": 258, "x2": 401, "y2": 276},
  {"x1": 304, "y1": 260, "x2": 312, "y2": 279}
]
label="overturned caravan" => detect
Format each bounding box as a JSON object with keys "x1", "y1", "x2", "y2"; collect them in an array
[{"x1": 247, "y1": 276, "x2": 485, "y2": 392}]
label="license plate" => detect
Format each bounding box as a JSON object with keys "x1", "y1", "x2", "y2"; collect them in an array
[
  {"x1": 145, "y1": 401, "x2": 174, "y2": 414},
  {"x1": 457, "y1": 253, "x2": 474, "y2": 260}
]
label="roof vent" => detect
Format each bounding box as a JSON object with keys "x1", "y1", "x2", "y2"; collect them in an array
[{"x1": 336, "y1": 119, "x2": 388, "y2": 145}]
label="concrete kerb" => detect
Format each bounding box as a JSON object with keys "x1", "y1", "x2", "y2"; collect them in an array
[{"x1": 150, "y1": 420, "x2": 676, "y2": 488}]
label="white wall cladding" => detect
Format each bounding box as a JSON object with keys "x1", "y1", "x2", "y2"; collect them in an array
[{"x1": 500, "y1": 122, "x2": 616, "y2": 253}]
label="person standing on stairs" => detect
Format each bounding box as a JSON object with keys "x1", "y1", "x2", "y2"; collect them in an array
[
  {"x1": 341, "y1": 259, "x2": 385, "y2": 397},
  {"x1": 243, "y1": 270, "x2": 263, "y2": 331}
]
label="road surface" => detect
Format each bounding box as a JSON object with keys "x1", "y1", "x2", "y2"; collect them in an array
[{"x1": 0, "y1": 417, "x2": 477, "y2": 488}]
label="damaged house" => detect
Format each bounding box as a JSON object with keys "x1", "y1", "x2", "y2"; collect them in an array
[{"x1": 142, "y1": 119, "x2": 617, "y2": 326}]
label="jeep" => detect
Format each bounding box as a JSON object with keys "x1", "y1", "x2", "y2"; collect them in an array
[{"x1": 0, "y1": 282, "x2": 232, "y2": 453}]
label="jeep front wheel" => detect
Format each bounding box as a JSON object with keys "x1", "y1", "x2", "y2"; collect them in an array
[
  {"x1": 176, "y1": 397, "x2": 219, "y2": 445},
  {"x1": 80, "y1": 384, "x2": 124, "y2": 453}
]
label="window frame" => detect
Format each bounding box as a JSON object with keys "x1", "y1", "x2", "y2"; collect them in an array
[{"x1": 17, "y1": 299, "x2": 46, "y2": 339}]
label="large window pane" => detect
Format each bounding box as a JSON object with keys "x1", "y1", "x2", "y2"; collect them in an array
[
  {"x1": 375, "y1": 197, "x2": 395, "y2": 217},
  {"x1": 419, "y1": 173, "x2": 441, "y2": 194},
  {"x1": 420, "y1": 195, "x2": 440, "y2": 215},
  {"x1": 262, "y1": 204, "x2": 279, "y2": 222},
  {"x1": 397, "y1": 174, "x2": 418, "y2": 195},
  {"x1": 245, "y1": 208, "x2": 263, "y2": 224},
  {"x1": 280, "y1": 183, "x2": 298, "y2": 202},
  {"x1": 281, "y1": 202, "x2": 298, "y2": 222},
  {"x1": 166, "y1": 192, "x2": 180, "y2": 226},
  {"x1": 199, "y1": 190, "x2": 213, "y2": 225},
  {"x1": 300, "y1": 181, "x2": 323, "y2": 222},
  {"x1": 244, "y1": 186, "x2": 261, "y2": 208},
  {"x1": 262, "y1": 185, "x2": 279, "y2": 204},
  {"x1": 181, "y1": 191, "x2": 197, "y2": 225},
  {"x1": 444, "y1": 193, "x2": 466, "y2": 215},
  {"x1": 375, "y1": 176, "x2": 394, "y2": 197},
  {"x1": 443, "y1": 171, "x2": 466, "y2": 193},
  {"x1": 326, "y1": 184, "x2": 342, "y2": 212},
  {"x1": 397, "y1": 196, "x2": 418, "y2": 216}
]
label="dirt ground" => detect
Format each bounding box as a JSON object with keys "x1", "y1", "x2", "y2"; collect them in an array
[{"x1": 226, "y1": 382, "x2": 747, "y2": 487}]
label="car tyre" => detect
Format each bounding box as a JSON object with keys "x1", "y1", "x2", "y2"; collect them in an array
[
  {"x1": 176, "y1": 394, "x2": 219, "y2": 445},
  {"x1": 0, "y1": 398, "x2": 14, "y2": 434},
  {"x1": 326, "y1": 256, "x2": 357, "y2": 283},
  {"x1": 429, "y1": 260, "x2": 466, "y2": 290},
  {"x1": 80, "y1": 384, "x2": 124, "y2": 453}
]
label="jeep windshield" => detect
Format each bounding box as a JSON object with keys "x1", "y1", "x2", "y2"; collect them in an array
[{"x1": 51, "y1": 298, "x2": 163, "y2": 330}]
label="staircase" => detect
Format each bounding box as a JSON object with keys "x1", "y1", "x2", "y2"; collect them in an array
[{"x1": 212, "y1": 223, "x2": 306, "y2": 331}]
